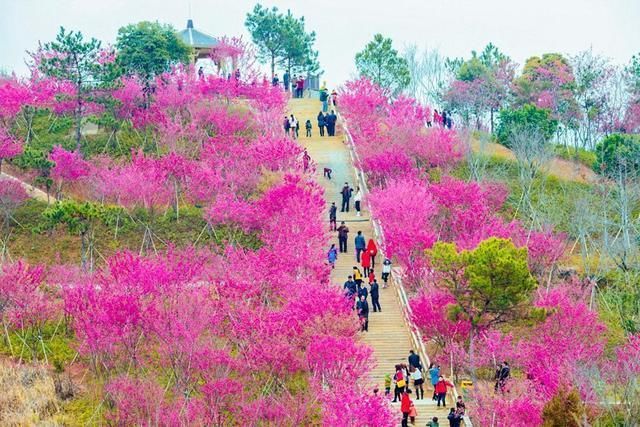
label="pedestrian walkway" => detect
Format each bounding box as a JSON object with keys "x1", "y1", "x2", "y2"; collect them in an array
[
  {"x1": 288, "y1": 98, "x2": 451, "y2": 426},
  {"x1": 1, "y1": 171, "x2": 52, "y2": 203}
]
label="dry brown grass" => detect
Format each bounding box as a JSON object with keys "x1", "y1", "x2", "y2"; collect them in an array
[
  {"x1": 470, "y1": 138, "x2": 597, "y2": 184},
  {"x1": 0, "y1": 360, "x2": 62, "y2": 426}
]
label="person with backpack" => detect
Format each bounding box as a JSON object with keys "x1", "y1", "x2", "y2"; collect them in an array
[
  {"x1": 317, "y1": 111, "x2": 326, "y2": 136},
  {"x1": 305, "y1": 119, "x2": 312, "y2": 137}
]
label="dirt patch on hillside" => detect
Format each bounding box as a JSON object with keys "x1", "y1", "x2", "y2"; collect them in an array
[{"x1": 471, "y1": 139, "x2": 597, "y2": 184}]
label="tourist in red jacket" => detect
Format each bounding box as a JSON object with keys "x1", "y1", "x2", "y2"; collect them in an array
[
  {"x1": 434, "y1": 376, "x2": 454, "y2": 408},
  {"x1": 400, "y1": 389, "x2": 413, "y2": 427},
  {"x1": 366, "y1": 239, "x2": 378, "y2": 268},
  {"x1": 361, "y1": 248, "x2": 371, "y2": 276}
]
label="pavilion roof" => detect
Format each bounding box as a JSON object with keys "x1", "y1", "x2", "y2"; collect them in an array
[{"x1": 177, "y1": 19, "x2": 219, "y2": 49}]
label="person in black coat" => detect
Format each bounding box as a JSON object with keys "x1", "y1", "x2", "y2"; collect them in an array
[
  {"x1": 495, "y1": 361, "x2": 511, "y2": 392},
  {"x1": 358, "y1": 284, "x2": 368, "y2": 300},
  {"x1": 370, "y1": 280, "x2": 381, "y2": 312},
  {"x1": 408, "y1": 350, "x2": 422, "y2": 371},
  {"x1": 357, "y1": 296, "x2": 369, "y2": 331},
  {"x1": 344, "y1": 276, "x2": 356, "y2": 296},
  {"x1": 447, "y1": 408, "x2": 461, "y2": 427},
  {"x1": 329, "y1": 202, "x2": 337, "y2": 231},
  {"x1": 340, "y1": 182, "x2": 352, "y2": 212},
  {"x1": 327, "y1": 110, "x2": 338, "y2": 136},
  {"x1": 317, "y1": 111, "x2": 326, "y2": 137}
]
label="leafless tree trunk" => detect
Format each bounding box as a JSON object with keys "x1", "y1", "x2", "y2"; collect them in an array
[
  {"x1": 509, "y1": 127, "x2": 553, "y2": 224},
  {"x1": 403, "y1": 44, "x2": 452, "y2": 106}
]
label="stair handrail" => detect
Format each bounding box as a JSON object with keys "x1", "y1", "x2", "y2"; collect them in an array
[{"x1": 338, "y1": 113, "x2": 472, "y2": 427}]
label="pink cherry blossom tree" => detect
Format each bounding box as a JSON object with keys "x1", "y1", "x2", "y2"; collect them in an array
[
  {"x1": 49, "y1": 145, "x2": 90, "y2": 198},
  {"x1": 0, "y1": 126, "x2": 23, "y2": 173}
]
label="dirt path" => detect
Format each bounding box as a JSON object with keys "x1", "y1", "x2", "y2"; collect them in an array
[{"x1": 1, "y1": 172, "x2": 52, "y2": 203}]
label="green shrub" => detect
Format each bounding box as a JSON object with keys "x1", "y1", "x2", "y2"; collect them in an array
[{"x1": 496, "y1": 104, "x2": 558, "y2": 148}]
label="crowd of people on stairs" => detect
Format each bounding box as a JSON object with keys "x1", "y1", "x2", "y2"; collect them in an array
[
  {"x1": 292, "y1": 99, "x2": 468, "y2": 427},
  {"x1": 390, "y1": 356, "x2": 467, "y2": 427}
]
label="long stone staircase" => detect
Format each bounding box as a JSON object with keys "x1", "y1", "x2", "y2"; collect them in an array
[{"x1": 288, "y1": 97, "x2": 452, "y2": 426}]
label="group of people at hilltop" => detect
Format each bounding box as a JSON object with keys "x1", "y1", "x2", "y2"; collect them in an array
[
  {"x1": 429, "y1": 109, "x2": 454, "y2": 129},
  {"x1": 272, "y1": 72, "x2": 306, "y2": 98},
  {"x1": 283, "y1": 111, "x2": 338, "y2": 139}
]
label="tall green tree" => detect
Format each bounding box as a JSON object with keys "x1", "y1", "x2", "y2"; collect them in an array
[
  {"x1": 594, "y1": 133, "x2": 640, "y2": 178},
  {"x1": 245, "y1": 4, "x2": 319, "y2": 78},
  {"x1": 280, "y1": 10, "x2": 319, "y2": 76},
  {"x1": 355, "y1": 34, "x2": 410, "y2": 96},
  {"x1": 116, "y1": 21, "x2": 190, "y2": 83},
  {"x1": 427, "y1": 237, "x2": 538, "y2": 379},
  {"x1": 496, "y1": 104, "x2": 558, "y2": 148},
  {"x1": 38, "y1": 27, "x2": 119, "y2": 153}
]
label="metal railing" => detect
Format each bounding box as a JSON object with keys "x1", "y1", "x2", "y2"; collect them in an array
[{"x1": 339, "y1": 113, "x2": 472, "y2": 427}]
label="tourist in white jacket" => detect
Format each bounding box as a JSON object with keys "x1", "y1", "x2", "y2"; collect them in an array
[{"x1": 353, "y1": 187, "x2": 362, "y2": 216}]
